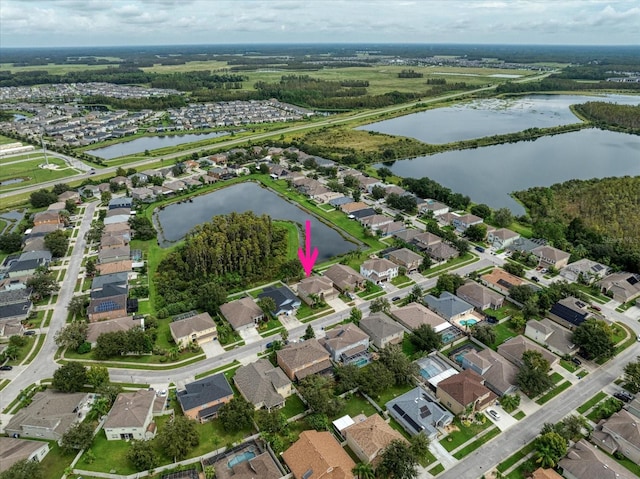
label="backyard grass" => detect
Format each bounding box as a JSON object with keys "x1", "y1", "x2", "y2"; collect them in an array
[
  {"x1": 483, "y1": 301, "x2": 520, "y2": 320},
  {"x1": 372, "y1": 382, "x2": 415, "y2": 408},
  {"x1": 441, "y1": 417, "x2": 491, "y2": 452},
  {"x1": 281, "y1": 393, "x2": 307, "y2": 418},
  {"x1": 40, "y1": 441, "x2": 76, "y2": 479},
  {"x1": 490, "y1": 320, "x2": 520, "y2": 350},
  {"x1": 273, "y1": 219, "x2": 300, "y2": 260},
  {"x1": 331, "y1": 393, "x2": 378, "y2": 420},
  {"x1": 452, "y1": 426, "x2": 501, "y2": 459},
  {"x1": 577, "y1": 391, "x2": 608, "y2": 414},
  {"x1": 401, "y1": 336, "x2": 419, "y2": 359},
  {"x1": 80, "y1": 430, "x2": 138, "y2": 475},
  {"x1": 536, "y1": 381, "x2": 571, "y2": 405}
]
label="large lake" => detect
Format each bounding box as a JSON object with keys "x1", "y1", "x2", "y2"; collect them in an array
[
  {"x1": 87, "y1": 132, "x2": 229, "y2": 159},
  {"x1": 376, "y1": 129, "x2": 640, "y2": 215},
  {"x1": 154, "y1": 182, "x2": 359, "y2": 261},
  {"x1": 359, "y1": 94, "x2": 640, "y2": 144}
]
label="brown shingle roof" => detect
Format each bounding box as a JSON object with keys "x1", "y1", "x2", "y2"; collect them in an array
[
  {"x1": 0, "y1": 437, "x2": 49, "y2": 473},
  {"x1": 277, "y1": 339, "x2": 330, "y2": 373},
  {"x1": 558, "y1": 439, "x2": 634, "y2": 479},
  {"x1": 298, "y1": 276, "x2": 334, "y2": 296},
  {"x1": 219, "y1": 297, "x2": 263, "y2": 330},
  {"x1": 322, "y1": 323, "x2": 369, "y2": 351},
  {"x1": 323, "y1": 264, "x2": 364, "y2": 292},
  {"x1": 437, "y1": 370, "x2": 497, "y2": 408},
  {"x1": 169, "y1": 312, "x2": 216, "y2": 341},
  {"x1": 343, "y1": 414, "x2": 406, "y2": 463},
  {"x1": 86, "y1": 316, "x2": 142, "y2": 343},
  {"x1": 391, "y1": 303, "x2": 448, "y2": 331},
  {"x1": 104, "y1": 390, "x2": 155, "y2": 429},
  {"x1": 283, "y1": 430, "x2": 355, "y2": 479}
]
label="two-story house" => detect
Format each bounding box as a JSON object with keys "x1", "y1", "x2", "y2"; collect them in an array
[
  {"x1": 320, "y1": 323, "x2": 371, "y2": 367},
  {"x1": 233, "y1": 359, "x2": 292, "y2": 411},
  {"x1": 360, "y1": 258, "x2": 399, "y2": 284},
  {"x1": 177, "y1": 373, "x2": 234, "y2": 422},
  {"x1": 276, "y1": 339, "x2": 332, "y2": 381},
  {"x1": 104, "y1": 390, "x2": 156, "y2": 441}
]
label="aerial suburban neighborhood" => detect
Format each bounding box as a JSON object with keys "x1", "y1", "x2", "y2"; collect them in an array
[{"x1": 0, "y1": 33, "x2": 639, "y2": 479}]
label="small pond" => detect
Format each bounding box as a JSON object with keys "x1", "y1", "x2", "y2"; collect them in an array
[
  {"x1": 154, "y1": 182, "x2": 359, "y2": 261},
  {"x1": 87, "y1": 131, "x2": 230, "y2": 159}
]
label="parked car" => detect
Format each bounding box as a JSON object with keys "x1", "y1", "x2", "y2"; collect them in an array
[
  {"x1": 486, "y1": 315, "x2": 498, "y2": 324},
  {"x1": 475, "y1": 246, "x2": 485, "y2": 253},
  {"x1": 487, "y1": 409, "x2": 500, "y2": 420},
  {"x1": 591, "y1": 305, "x2": 602, "y2": 312},
  {"x1": 0, "y1": 365, "x2": 13, "y2": 371},
  {"x1": 614, "y1": 391, "x2": 633, "y2": 402},
  {"x1": 23, "y1": 330, "x2": 36, "y2": 336},
  {"x1": 571, "y1": 357, "x2": 582, "y2": 366},
  {"x1": 531, "y1": 276, "x2": 540, "y2": 282},
  {"x1": 392, "y1": 296, "x2": 401, "y2": 302}
]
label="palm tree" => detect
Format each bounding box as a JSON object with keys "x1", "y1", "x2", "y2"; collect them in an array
[
  {"x1": 204, "y1": 465, "x2": 216, "y2": 479},
  {"x1": 352, "y1": 462, "x2": 375, "y2": 479},
  {"x1": 168, "y1": 346, "x2": 180, "y2": 361}
]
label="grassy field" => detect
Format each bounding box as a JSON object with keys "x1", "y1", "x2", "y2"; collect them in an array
[
  {"x1": 576, "y1": 391, "x2": 607, "y2": 414},
  {"x1": 0, "y1": 134, "x2": 16, "y2": 145},
  {"x1": 452, "y1": 426, "x2": 500, "y2": 459},
  {"x1": 0, "y1": 62, "x2": 114, "y2": 74},
  {"x1": 0, "y1": 152, "x2": 48, "y2": 165},
  {"x1": 0, "y1": 158, "x2": 78, "y2": 192}
]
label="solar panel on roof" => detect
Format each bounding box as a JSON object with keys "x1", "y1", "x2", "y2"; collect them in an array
[
  {"x1": 497, "y1": 279, "x2": 513, "y2": 289},
  {"x1": 419, "y1": 405, "x2": 432, "y2": 419},
  {"x1": 593, "y1": 264, "x2": 604, "y2": 272},
  {"x1": 627, "y1": 276, "x2": 639, "y2": 286},
  {"x1": 96, "y1": 300, "x2": 120, "y2": 312},
  {"x1": 392, "y1": 404, "x2": 423, "y2": 433}
]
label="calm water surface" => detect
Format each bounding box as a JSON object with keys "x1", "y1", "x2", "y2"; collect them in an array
[
  {"x1": 155, "y1": 182, "x2": 358, "y2": 261},
  {"x1": 359, "y1": 94, "x2": 640, "y2": 144},
  {"x1": 377, "y1": 129, "x2": 640, "y2": 215},
  {"x1": 87, "y1": 132, "x2": 229, "y2": 159}
]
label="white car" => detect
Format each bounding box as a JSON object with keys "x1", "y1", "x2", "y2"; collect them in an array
[{"x1": 487, "y1": 409, "x2": 501, "y2": 420}]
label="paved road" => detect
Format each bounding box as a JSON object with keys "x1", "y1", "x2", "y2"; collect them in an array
[
  {"x1": 0, "y1": 202, "x2": 96, "y2": 411},
  {"x1": 438, "y1": 341, "x2": 640, "y2": 479}
]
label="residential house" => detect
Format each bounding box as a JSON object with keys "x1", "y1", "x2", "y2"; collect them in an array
[
  {"x1": 497, "y1": 335, "x2": 559, "y2": 368},
  {"x1": 426, "y1": 242, "x2": 459, "y2": 263},
  {"x1": 219, "y1": 297, "x2": 264, "y2": 332},
  {"x1": 104, "y1": 390, "x2": 157, "y2": 441},
  {"x1": 100, "y1": 234, "x2": 128, "y2": 250},
  {"x1": 103, "y1": 222, "x2": 131, "y2": 236},
  {"x1": 487, "y1": 228, "x2": 520, "y2": 249},
  {"x1": 525, "y1": 318, "x2": 577, "y2": 357},
  {"x1": 323, "y1": 264, "x2": 365, "y2": 293},
  {"x1": 169, "y1": 312, "x2": 217, "y2": 348},
  {"x1": 18, "y1": 250, "x2": 52, "y2": 264},
  {"x1": 33, "y1": 211, "x2": 60, "y2": 226},
  {"x1": 351, "y1": 208, "x2": 377, "y2": 220},
  {"x1": 386, "y1": 386, "x2": 453, "y2": 439},
  {"x1": 387, "y1": 248, "x2": 423, "y2": 273},
  {"x1": 283, "y1": 430, "x2": 356, "y2": 479},
  {"x1": 58, "y1": 190, "x2": 79, "y2": 202},
  {"x1": 98, "y1": 245, "x2": 131, "y2": 264},
  {"x1": 108, "y1": 197, "x2": 133, "y2": 210},
  {"x1": 96, "y1": 259, "x2": 132, "y2": 275},
  {"x1": 177, "y1": 373, "x2": 234, "y2": 422},
  {"x1": 456, "y1": 282, "x2": 504, "y2": 310},
  {"x1": 412, "y1": 232, "x2": 442, "y2": 251},
  {"x1": 0, "y1": 438, "x2": 50, "y2": 473},
  {"x1": 548, "y1": 296, "x2": 592, "y2": 330},
  {"x1": 23, "y1": 236, "x2": 47, "y2": 252},
  {"x1": 277, "y1": 339, "x2": 332, "y2": 381},
  {"x1": 377, "y1": 221, "x2": 406, "y2": 237},
  {"x1": 560, "y1": 259, "x2": 610, "y2": 284},
  {"x1": 103, "y1": 208, "x2": 131, "y2": 225},
  {"x1": 343, "y1": 414, "x2": 406, "y2": 464},
  {"x1": 47, "y1": 201, "x2": 66, "y2": 213},
  {"x1": 423, "y1": 292, "x2": 474, "y2": 321},
  {"x1": 80, "y1": 185, "x2": 100, "y2": 198},
  {"x1": 391, "y1": 303, "x2": 449, "y2": 332},
  {"x1": 88, "y1": 294, "x2": 128, "y2": 322},
  {"x1": 452, "y1": 213, "x2": 483, "y2": 232},
  {"x1": 4, "y1": 391, "x2": 89, "y2": 441},
  {"x1": 360, "y1": 258, "x2": 399, "y2": 284},
  {"x1": 90, "y1": 282, "x2": 128, "y2": 301},
  {"x1": 0, "y1": 321, "x2": 24, "y2": 339},
  {"x1": 591, "y1": 409, "x2": 640, "y2": 464},
  {"x1": 359, "y1": 312, "x2": 404, "y2": 349},
  {"x1": 86, "y1": 316, "x2": 143, "y2": 345},
  {"x1": 258, "y1": 285, "x2": 301, "y2": 316},
  {"x1": 530, "y1": 468, "x2": 563, "y2": 479},
  {"x1": 314, "y1": 191, "x2": 344, "y2": 204},
  {"x1": 506, "y1": 237, "x2": 547, "y2": 254},
  {"x1": 7, "y1": 257, "x2": 48, "y2": 279},
  {"x1": 436, "y1": 370, "x2": 497, "y2": 415},
  {"x1": 130, "y1": 187, "x2": 156, "y2": 202},
  {"x1": 213, "y1": 451, "x2": 282, "y2": 479},
  {"x1": 418, "y1": 199, "x2": 449, "y2": 217},
  {"x1": 297, "y1": 276, "x2": 338, "y2": 306},
  {"x1": 164, "y1": 180, "x2": 186, "y2": 193},
  {"x1": 360, "y1": 214, "x2": 394, "y2": 231},
  {"x1": 597, "y1": 272, "x2": 640, "y2": 303},
  {"x1": 531, "y1": 245, "x2": 571, "y2": 269},
  {"x1": 461, "y1": 348, "x2": 519, "y2": 396},
  {"x1": 435, "y1": 212, "x2": 457, "y2": 227},
  {"x1": 233, "y1": 359, "x2": 292, "y2": 411},
  {"x1": 27, "y1": 223, "x2": 62, "y2": 238},
  {"x1": 340, "y1": 202, "x2": 369, "y2": 214},
  {"x1": 320, "y1": 323, "x2": 371, "y2": 366},
  {"x1": 626, "y1": 397, "x2": 640, "y2": 419},
  {"x1": 394, "y1": 229, "x2": 421, "y2": 244},
  {"x1": 558, "y1": 439, "x2": 634, "y2": 479},
  {"x1": 0, "y1": 288, "x2": 32, "y2": 323},
  {"x1": 480, "y1": 268, "x2": 526, "y2": 295},
  {"x1": 384, "y1": 185, "x2": 407, "y2": 197},
  {"x1": 359, "y1": 176, "x2": 383, "y2": 192},
  {"x1": 329, "y1": 196, "x2": 353, "y2": 208},
  {"x1": 128, "y1": 172, "x2": 149, "y2": 185}
]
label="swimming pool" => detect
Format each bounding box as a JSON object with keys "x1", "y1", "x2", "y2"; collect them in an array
[
  {"x1": 352, "y1": 357, "x2": 370, "y2": 367},
  {"x1": 228, "y1": 450, "x2": 256, "y2": 468},
  {"x1": 459, "y1": 319, "x2": 478, "y2": 327},
  {"x1": 441, "y1": 331, "x2": 456, "y2": 343}
]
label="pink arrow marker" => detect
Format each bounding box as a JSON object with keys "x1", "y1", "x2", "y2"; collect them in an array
[{"x1": 298, "y1": 220, "x2": 319, "y2": 277}]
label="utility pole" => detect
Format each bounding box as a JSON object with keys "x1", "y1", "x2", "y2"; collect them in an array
[{"x1": 40, "y1": 131, "x2": 49, "y2": 166}]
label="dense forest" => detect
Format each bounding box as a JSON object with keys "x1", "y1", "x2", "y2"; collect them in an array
[
  {"x1": 514, "y1": 177, "x2": 640, "y2": 273},
  {"x1": 573, "y1": 102, "x2": 640, "y2": 134},
  {"x1": 496, "y1": 76, "x2": 640, "y2": 94},
  {"x1": 154, "y1": 211, "x2": 298, "y2": 317}
]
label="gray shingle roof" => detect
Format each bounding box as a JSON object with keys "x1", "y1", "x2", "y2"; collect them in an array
[
  {"x1": 177, "y1": 373, "x2": 233, "y2": 412},
  {"x1": 423, "y1": 292, "x2": 474, "y2": 320},
  {"x1": 234, "y1": 359, "x2": 291, "y2": 409}
]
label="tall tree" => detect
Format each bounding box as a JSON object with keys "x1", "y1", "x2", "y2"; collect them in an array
[
  {"x1": 0, "y1": 459, "x2": 43, "y2": 479},
  {"x1": 218, "y1": 396, "x2": 255, "y2": 432},
  {"x1": 623, "y1": 356, "x2": 640, "y2": 393},
  {"x1": 26, "y1": 269, "x2": 59, "y2": 301},
  {"x1": 377, "y1": 440, "x2": 419, "y2": 479},
  {"x1": 572, "y1": 318, "x2": 615, "y2": 360},
  {"x1": 61, "y1": 422, "x2": 94, "y2": 453},
  {"x1": 54, "y1": 321, "x2": 88, "y2": 350},
  {"x1": 379, "y1": 344, "x2": 419, "y2": 385},
  {"x1": 303, "y1": 324, "x2": 316, "y2": 340},
  {"x1": 410, "y1": 325, "x2": 442, "y2": 353},
  {"x1": 470, "y1": 323, "x2": 496, "y2": 346},
  {"x1": 349, "y1": 307, "x2": 363, "y2": 325},
  {"x1": 127, "y1": 440, "x2": 158, "y2": 471},
  {"x1": 297, "y1": 374, "x2": 344, "y2": 417},
  {"x1": 352, "y1": 462, "x2": 375, "y2": 479},
  {"x1": 370, "y1": 297, "x2": 391, "y2": 314},
  {"x1": 52, "y1": 362, "x2": 88, "y2": 392},
  {"x1": 493, "y1": 208, "x2": 514, "y2": 228},
  {"x1": 358, "y1": 361, "x2": 395, "y2": 397},
  {"x1": 87, "y1": 365, "x2": 110, "y2": 388},
  {"x1": 157, "y1": 416, "x2": 200, "y2": 461},
  {"x1": 44, "y1": 230, "x2": 70, "y2": 258},
  {"x1": 516, "y1": 351, "x2": 553, "y2": 397},
  {"x1": 534, "y1": 432, "x2": 567, "y2": 468}
]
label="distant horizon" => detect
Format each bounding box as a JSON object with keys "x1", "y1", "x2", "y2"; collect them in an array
[{"x1": 2, "y1": 1, "x2": 638, "y2": 48}]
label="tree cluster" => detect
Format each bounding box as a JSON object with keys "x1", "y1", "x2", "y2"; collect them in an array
[
  {"x1": 128, "y1": 215, "x2": 157, "y2": 241},
  {"x1": 515, "y1": 350, "x2": 553, "y2": 397},
  {"x1": 94, "y1": 327, "x2": 156, "y2": 360},
  {"x1": 572, "y1": 318, "x2": 615, "y2": 361}
]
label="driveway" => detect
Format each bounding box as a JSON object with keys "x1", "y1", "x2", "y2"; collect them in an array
[
  {"x1": 239, "y1": 327, "x2": 262, "y2": 345},
  {"x1": 201, "y1": 340, "x2": 225, "y2": 359},
  {"x1": 485, "y1": 405, "x2": 517, "y2": 431}
]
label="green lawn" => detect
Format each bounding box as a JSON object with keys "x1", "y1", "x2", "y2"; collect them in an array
[
  {"x1": 577, "y1": 391, "x2": 608, "y2": 414},
  {"x1": 391, "y1": 274, "x2": 414, "y2": 287},
  {"x1": 273, "y1": 219, "x2": 300, "y2": 260},
  {"x1": 373, "y1": 382, "x2": 415, "y2": 408},
  {"x1": 560, "y1": 359, "x2": 579, "y2": 373},
  {"x1": 194, "y1": 360, "x2": 240, "y2": 380},
  {"x1": 257, "y1": 318, "x2": 284, "y2": 336},
  {"x1": 427, "y1": 464, "x2": 445, "y2": 476},
  {"x1": 80, "y1": 430, "x2": 138, "y2": 475},
  {"x1": 6, "y1": 336, "x2": 36, "y2": 366},
  {"x1": 453, "y1": 426, "x2": 500, "y2": 459},
  {"x1": 513, "y1": 411, "x2": 526, "y2": 420},
  {"x1": 40, "y1": 442, "x2": 76, "y2": 479},
  {"x1": 497, "y1": 442, "x2": 536, "y2": 473},
  {"x1": 0, "y1": 157, "x2": 78, "y2": 192},
  {"x1": 490, "y1": 321, "x2": 520, "y2": 350},
  {"x1": 296, "y1": 302, "x2": 332, "y2": 320},
  {"x1": 536, "y1": 381, "x2": 571, "y2": 405},
  {"x1": 357, "y1": 282, "x2": 384, "y2": 298},
  {"x1": 483, "y1": 301, "x2": 520, "y2": 320},
  {"x1": 424, "y1": 252, "x2": 477, "y2": 276},
  {"x1": 550, "y1": 372, "x2": 563, "y2": 384},
  {"x1": 331, "y1": 393, "x2": 378, "y2": 420},
  {"x1": 281, "y1": 393, "x2": 307, "y2": 418},
  {"x1": 441, "y1": 417, "x2": 491, "y2": 452}
]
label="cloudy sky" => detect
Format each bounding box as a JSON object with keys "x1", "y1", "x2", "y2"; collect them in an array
[{"x1": 1, "y1": 0, "x2": 638, "y2": 48}]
